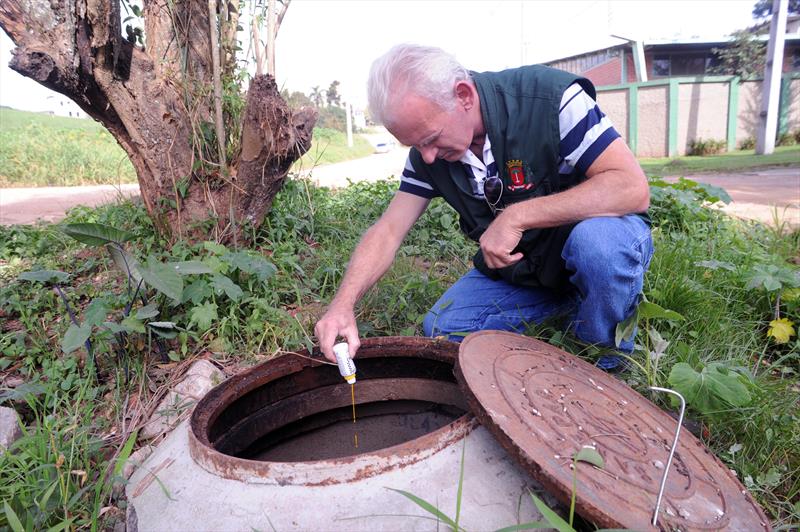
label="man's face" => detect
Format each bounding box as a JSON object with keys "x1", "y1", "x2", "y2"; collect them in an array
[{"x1": 386, "y1": 92, "x2": 475, "y2": 165}]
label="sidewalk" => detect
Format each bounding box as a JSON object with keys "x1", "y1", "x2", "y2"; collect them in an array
[
  {"x1": 0, "y1": 161, "x2": 797, "y2": 228},
  {"x1": 664, "y1": 167, "x2": 799, "y2": 228},
  {"x1": 0, "y1": 184, "x2": 140, "y2": 225}
]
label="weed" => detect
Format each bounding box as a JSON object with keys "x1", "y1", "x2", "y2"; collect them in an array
[{"x1": 687, "y1": 137, "x2": 727, "y2": 156}]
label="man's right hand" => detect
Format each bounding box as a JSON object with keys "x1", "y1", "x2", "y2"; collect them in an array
[{"x1": 314, "y1": 304, "x2": 361, "y2": 363}]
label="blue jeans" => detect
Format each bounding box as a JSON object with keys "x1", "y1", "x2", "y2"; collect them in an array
[{"x1": 422, "y1": 215, "x2": 654, "y2": 368}]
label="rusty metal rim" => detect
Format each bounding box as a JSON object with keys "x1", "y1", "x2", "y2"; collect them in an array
[{"x1": 189, "y1": 336, "x2": 479, "y2": 485}]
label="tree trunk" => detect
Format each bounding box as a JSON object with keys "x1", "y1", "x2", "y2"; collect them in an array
[{"x1": 0, "y1": 0, "x2": 316, "y2": 243}]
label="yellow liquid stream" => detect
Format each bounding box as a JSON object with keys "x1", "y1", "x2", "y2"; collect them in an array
[{"x1": 351, "y1": 383, "x2": 358, "y2": 448}]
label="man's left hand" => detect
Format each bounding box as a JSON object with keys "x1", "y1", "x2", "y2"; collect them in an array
[{"x1": 478, "y1": 209, "x2": 525, "y2": 269}]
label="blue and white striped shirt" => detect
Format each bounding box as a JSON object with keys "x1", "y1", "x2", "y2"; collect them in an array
[{"x1": 398, "y1": 82, "x2": 620, "y2": 199}]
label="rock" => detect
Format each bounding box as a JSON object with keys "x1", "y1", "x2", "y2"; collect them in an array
[
  {"x1": 0, "y1": 406, "x2": 23, "y2": 453},
  {"x1": 123, "y1": 444, "x2": 155, "y2": 480},
  {"x1": 140, "y1": 360, "x2": 224, "y2": 440},
  {"x1": 184, "y1": 359, "x2": 224, "y2": 383}
]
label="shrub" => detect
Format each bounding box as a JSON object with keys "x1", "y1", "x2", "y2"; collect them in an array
[
  {"x1": 776, "y1": 132, "x2": 797, "y2": 147},
  {"x1": 739, "y1": 136, "x2": 756, "y2": 150},
  {"x1": 687, "y1": 137, "x2": 727, "y2": 156}
]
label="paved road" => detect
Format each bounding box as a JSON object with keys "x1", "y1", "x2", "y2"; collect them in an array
[{"x1": 0, "y1": 152, "x2": 797, "y2": 227}]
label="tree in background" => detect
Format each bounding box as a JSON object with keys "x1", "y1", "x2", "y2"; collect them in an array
[
  {"x1": 0, "y1": 0, "x2": 316, "y2": 244},
  {"x1": 309, "y1": 86, "x2": 324, "y2": 107},
  {"x1": 326, "y1": 80, "x2": 342, "y2": 107},
  {"x1": 711, "y1": 0, "x2": 800, "y2": 78},
  {"x1": 752, "y1": 0, "x2": 800, "y2": 18},
  {"x1": 711, "y1": 30, "x2": 767, "y2": 78}
]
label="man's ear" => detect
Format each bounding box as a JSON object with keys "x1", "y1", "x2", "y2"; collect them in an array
[{"x1": 454, "y1": 81, "x2": 475, "y2": 111}]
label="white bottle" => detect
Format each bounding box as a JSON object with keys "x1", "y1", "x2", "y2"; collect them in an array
[{"x1": 333, "y1": 342, "x2": 357, "y2": 384}]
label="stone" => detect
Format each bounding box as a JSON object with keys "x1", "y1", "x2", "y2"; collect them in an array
[
  {"x1": 0, "y1": 406, "x2": 23, "y2": 453},
  {"x1": 139, "y1": 360, "x2": 225, "y2": 440},
  {"x1": 184, "y1": 359, "x2": 224, "y2": 383}
]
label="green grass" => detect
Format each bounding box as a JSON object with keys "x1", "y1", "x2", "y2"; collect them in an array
[
  {"x1": 293, "y1": 127, "x2": 375, "y2": 171},
  {"x1": 0, "y1": 174, "x2": 798, "y2": 528},
  {"x1": 0, "y1": 109, "x2": 376, "y2": 187},
  {"x1": 0, "y1": 108, "x2": 137, "y2": 187},
  {"x1": 639, "y1": 145, "x2": 800, "y2": 176}
]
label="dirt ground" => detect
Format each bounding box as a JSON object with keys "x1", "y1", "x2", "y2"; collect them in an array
[{"x1": 0, "y1": 156, "x2": 797, "y2": 227}]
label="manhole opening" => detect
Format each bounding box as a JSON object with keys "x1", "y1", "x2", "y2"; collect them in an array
[{"x1": 204, "y1": 354, "x2": 469, "y2": 462}]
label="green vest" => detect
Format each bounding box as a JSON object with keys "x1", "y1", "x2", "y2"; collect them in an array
[{"x1": 408, "y1": 66, "x2": 595, "y2": 289}]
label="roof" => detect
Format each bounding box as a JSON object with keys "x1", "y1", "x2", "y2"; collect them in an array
[{"x1": 544, "y1": 31, "x2": 800, "y2": 65}]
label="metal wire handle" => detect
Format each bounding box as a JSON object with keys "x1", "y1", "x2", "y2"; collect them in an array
[{"x1": 648, "y1": 386, "x2": 686, "y2": 527}]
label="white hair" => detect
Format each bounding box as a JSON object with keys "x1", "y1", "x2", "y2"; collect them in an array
[{"x1": 367, "y1": 43, "x2": 471, "y2": 126}]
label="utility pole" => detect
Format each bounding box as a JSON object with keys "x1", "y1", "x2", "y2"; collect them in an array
[
  {"x1": 346, "y1": 101, "x2": 353, "y2": 148},
  {"x1": 756, "y1": 0, "x2": 788, "y2": 155}
]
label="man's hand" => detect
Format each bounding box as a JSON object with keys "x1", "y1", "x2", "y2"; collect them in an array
[
  {"x1": 478, "y1": 209, "x2": 525, "y2": 269},
  {"x1": 314, "y1": 304, "x2": 361, "y2": 363}
]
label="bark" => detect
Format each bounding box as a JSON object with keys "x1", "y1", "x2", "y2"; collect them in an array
[{"x1": 0, "y1": 0, "x2": 316, "y2": 243}]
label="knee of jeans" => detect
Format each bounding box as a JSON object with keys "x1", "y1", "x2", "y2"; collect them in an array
[
  {"x1": 422, "y1": 310, "x2": 437, "y2": 337},
  {"x1": 565, "y1": 218, "x2": 649, "y2": 278},
  {"x1": 423, "y1": 305, "x2": 466, "y2": 339}
]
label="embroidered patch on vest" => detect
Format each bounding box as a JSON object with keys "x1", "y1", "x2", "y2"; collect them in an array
[{"x1": 506, "y1": 160, "x2": 533, "y2": 191}]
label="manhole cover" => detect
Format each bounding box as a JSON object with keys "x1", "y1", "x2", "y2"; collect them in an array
[{"x1": 456, "y1": 331, "x2": 770, "y2": 531}]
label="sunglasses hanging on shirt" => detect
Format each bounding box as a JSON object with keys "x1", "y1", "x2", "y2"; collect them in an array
[{"x1": 483, "y1": 175, "x2": 504, "y2": 215}]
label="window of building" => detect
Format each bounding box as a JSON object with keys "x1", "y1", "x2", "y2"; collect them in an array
[
  {"x1": 651, "y1": 53, "x2": 721, "y2": 77},
  {"x1": 652, "y1": 55, "x2": 670, "y2": 76},
  {"x1": 793, "y1": 49, "x2": 800, "y2": 71}
]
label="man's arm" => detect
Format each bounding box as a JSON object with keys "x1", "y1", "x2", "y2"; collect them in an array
[
  {"x1": 315, "y1": 191, "x2": 431, "y2": 362},
  {"x1": 479, "y1": 137, "x2": 649, "y2": 268}
]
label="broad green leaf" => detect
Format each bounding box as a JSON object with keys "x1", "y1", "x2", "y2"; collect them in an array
[
  {"x1": 385, "y1": 488, "x2": 460, "y2": 530},
  {"x1": 62, "y1": 323, "x2": 92, "y2": 354},
  {"x1": 148, "y1": 321, "x2": 178, "y2": 339},
  {"x1": 63, "y1": 223, "x2": 133, "y2": 246},
  {"x1": 574, "y1": 446, "x2": 604, "y2": 469},
  {"x1": 84, "y1": 299, "x2": 109, "y2": 327},
  {"x1": 695, "y1": 260, "x2": 736, "y2": 272},
  {"x1": 190, "y1": 302, "x2": 218, "y2": 332},
  {"x1": 203, "y1": 241, "x2": 228, "y2": 255},
  {"x1": 121, "y1": 316, "x2": 146, "y2": 334},
  {"x1": 171, "y1": 261, "x2": 213, "y2": 275},
  {"x1": 18, "y1": 270, "x2": 69, "y2": 284},
  {"x1": 103, "y1": 321, "x2": 128, "y2": 334},
  {"x1": 693, "y1": 182, "x2": 732, "y2": 204},
  {"x1": 135, "y1": 303, "x2": 160, "y2": 320},
  {"x1": 746, "y1": 264, "x2": 799, "y2": 292},
  {"x1": 225, "y1": 251, "x2": 276, "y2": 283},
  {"x1": 638, "y1": 301, "x2": 684, "y2": 322},
  {"x1": 148, "y1": 321, "x2": 176, "y2": 329},
  {"x1": 614, "y1": 308, "x2": 638, "y2": 348},
  {"x1": 4, "y1": 501, "x2": 24, "y2": 532},
  {"x1": 668, "y1": 362, "x2": 752, "y2": 415},
  {"x1": 182, "y1": 279, "x2": 213, "y2": 305},
  {"x1": 211, "y1": 274, "x2": 243, "y2": 301},
  {"x1": 768, "y1": 318, "x2": 795, "y2": 344},
  {"x1": 529, "y1": 492, "x2": 574, "y2": 532},
  {"x1": 106, "y1": 244, "x2": 142, "y2": 283},
  {"x1": 139, "y1": 257, "x2": 183, "y2": 302}
]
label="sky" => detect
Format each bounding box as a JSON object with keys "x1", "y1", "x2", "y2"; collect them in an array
[{"x1": 0, "y1": 0, "x2": 759, "y2": 113}]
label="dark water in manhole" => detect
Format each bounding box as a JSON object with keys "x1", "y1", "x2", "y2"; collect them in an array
[{"x1": 238, "y1": 399, "x2": 465, "y2": 461}]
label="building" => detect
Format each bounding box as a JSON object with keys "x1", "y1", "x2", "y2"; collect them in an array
[
  {"x1": 543, "y1": 17, "x2": 800, "y2": 157},
  {"x1": 546, "y1": 16, "x2": 800, "y2": 86}
]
